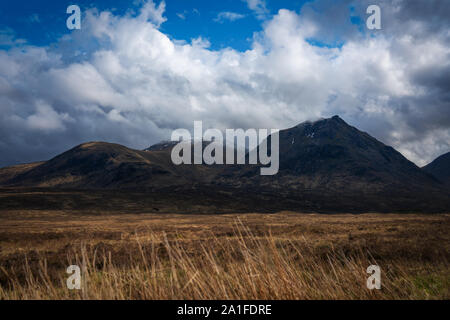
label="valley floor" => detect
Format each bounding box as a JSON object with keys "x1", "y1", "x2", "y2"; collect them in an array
[{"x1": 0, "y1": 211, "x2": 448, "y2": 299}]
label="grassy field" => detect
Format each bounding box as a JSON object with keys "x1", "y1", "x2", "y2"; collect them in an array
[{"x1": 0, "y1": 210, "x2": 448, "y2": 299}]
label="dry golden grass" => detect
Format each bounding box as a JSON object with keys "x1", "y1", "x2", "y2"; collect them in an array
[{"x1": 0, "y1": 211, "x2": 449, "y2": 300}]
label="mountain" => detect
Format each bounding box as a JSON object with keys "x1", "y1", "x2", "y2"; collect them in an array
[
  {"x1": 0, "y1": 162, "x2": 44, "y2": 184},
  {"x1": 0, "y1": 142, "x2": 220, "y2": 189},
  {"x1": 0, "y1": 116, "x2": 448, "y2": 213},
  {"x1": 423, "y1": 152, "x2": 450, "y2": 186},
  {"x1": 230, "y1": 116, "x2": 440, "y2": 191},
  {"x1": 145, "y1": 141, "x2": 179, "y2": 152}
]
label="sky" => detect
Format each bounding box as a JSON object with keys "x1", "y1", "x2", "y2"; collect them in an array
[{"x1": 0, "y1": 0, "x2": 449, "y2": 167}]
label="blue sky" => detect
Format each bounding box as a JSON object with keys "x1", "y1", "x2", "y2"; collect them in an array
[{"x1": 0, "y1": 0, "x2": 324, "y2": 51}]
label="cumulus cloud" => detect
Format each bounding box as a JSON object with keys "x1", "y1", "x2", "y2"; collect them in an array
[
  {"x1": 0, "y1": 0, "x2": 449, "y2": 167},
  {"x1": 138, "y1": 0, "x2": 167, "y2": 27},
  {"x1": 25, "y1": 101, "x2": 72, "y2": 131}
]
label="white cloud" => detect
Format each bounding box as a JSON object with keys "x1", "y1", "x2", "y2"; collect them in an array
[
  {"x1": 0, "y1": 0, "x2": 449, "y2": 167},
  {"x1": 25, "y1": 101, "x2": 72, "y2": 131},
  {"x1": 0, "y1": 28, "x2": 26, "y2": 46},
  {"x1": 243, "y1": 0, "x2": 268, "y2": 20},
  {"x1": 138, "y1": 0, "x2": 167, "y2": 27},
  {"x1": 177, "y1": 8, "x2": 200, "y2": 20},
  {"x1": 214, "y1": 12, "x2": 246, "y2": 23}
]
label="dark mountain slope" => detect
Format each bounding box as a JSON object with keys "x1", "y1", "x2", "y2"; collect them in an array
[
  {"x1": 277, "y1": 116, "x2": 439, "y2": 190},
  {"x1": 2, "y1": 142, "x2": 221, "y2": 189},
  {"x1": 228, "y1": 116, "x2": 440, "y2": 192},
  {"x1": 0, "y1": 162, "x2": 44, "y2": 183},
  {"x1": 423, "y1": 152, "x2": 450, "y2": 186}
]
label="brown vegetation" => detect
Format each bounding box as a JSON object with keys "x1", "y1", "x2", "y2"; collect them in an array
[{"x1": 0, "y1": 211, "x2": 448, "y2": 299}]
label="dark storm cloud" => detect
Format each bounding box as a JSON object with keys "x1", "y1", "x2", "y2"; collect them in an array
[
  {"x1": 412, "y1": 63, "x2": 450, "y2": 96},
  {"x1": 395, "y1": 0, "x2": 450, "y2": 36}
]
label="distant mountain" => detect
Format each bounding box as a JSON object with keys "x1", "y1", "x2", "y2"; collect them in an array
[
  {"x1": 423, "y1": 152, "x2": 450, "y2": 186},
  {"x1": 1, "y1": 142, "x2": 219, "y2": 189},
  {"x1": 0, "y1": 116, "x2": 448, "y2": 213},
  {"x1": 145, "y1": 141, "x2": 178, "y2": 152}
]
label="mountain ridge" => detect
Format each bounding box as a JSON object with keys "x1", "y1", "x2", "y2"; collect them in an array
[
  {"x1": 0, "y1": 116, "x2": 448, "y2": 213},
  {"x1": 423, "y1": 152, "x2": 450, "y2": 186}
]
